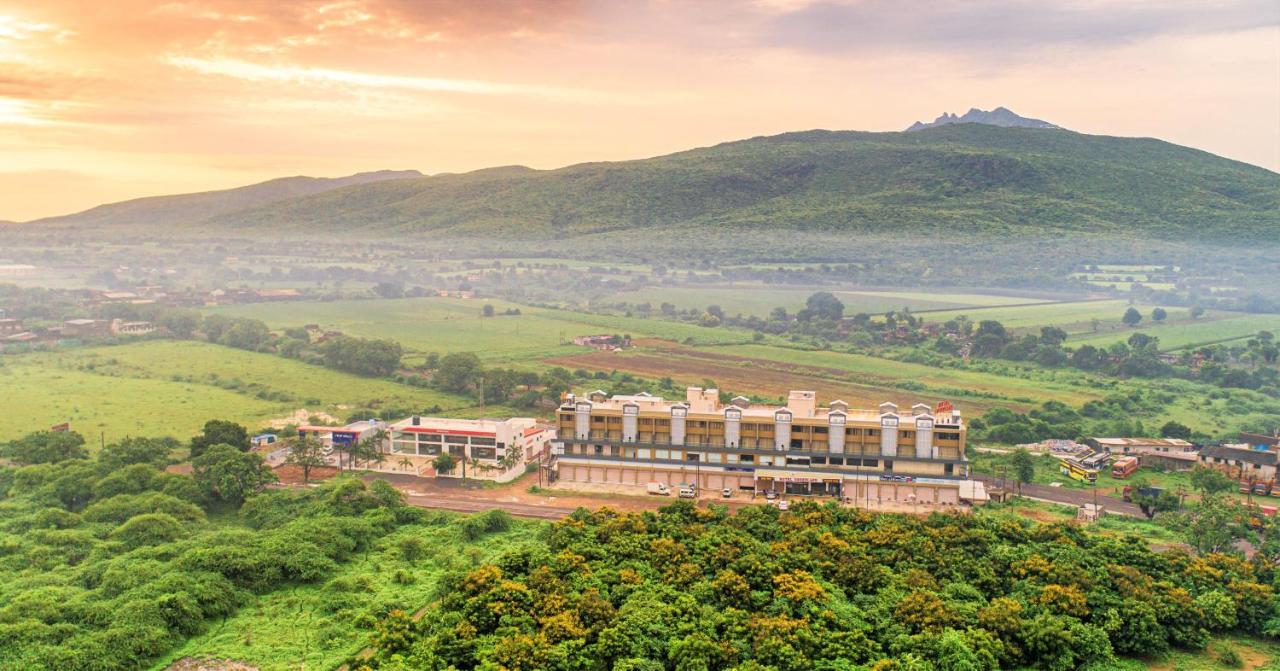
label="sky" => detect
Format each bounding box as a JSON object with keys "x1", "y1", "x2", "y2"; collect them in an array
[{"x1": 0, "y1": 0, "x2": 1277, "y2": 221}]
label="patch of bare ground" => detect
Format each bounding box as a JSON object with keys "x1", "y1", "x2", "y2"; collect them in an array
[{"x1": 165, "y1": 658, "x2": 258, "y2": 671}]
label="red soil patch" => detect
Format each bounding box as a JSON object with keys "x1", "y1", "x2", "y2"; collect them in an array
[{"x1": 273, "y1": 464, "x2": 340, "y2": 484}]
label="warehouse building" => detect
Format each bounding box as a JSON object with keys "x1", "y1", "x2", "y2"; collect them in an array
[{"x1": 551, "y1": 387, "x2": 971, "y2": 505}]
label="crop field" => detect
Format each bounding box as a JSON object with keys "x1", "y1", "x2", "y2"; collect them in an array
[
  {"x1": 149, "y1": 514, "x2": 546, "y2": 671},
  {"x1": 547, "y1": 340, "x2": 1103, "y2": 413},
  {"x1": 922, "y1": 299, "x2": 1188, "y2": 332},
  {"x1": 0, "y1": 341, "x2": 489, "y2": 443},
  {"x1": 602, "y1": 285, "x2": 1052, "y2": 317},
  {"x1": 1067, "y1": 312, "x2": 1280, "y2": 351},
  {"x1": 207, "y1": 297, "x2": 756, "y2": 366}
]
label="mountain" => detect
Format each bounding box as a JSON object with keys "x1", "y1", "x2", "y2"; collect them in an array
[
  {"x1": 23, "y1": 169, "x2": 422, "y2": 228},
  {"x1": 907, "y1": 107, "x2": 1059, "y2": 132},
  {"x1": 21, "y1": 125, "x2": 1278, "y2": 245}
]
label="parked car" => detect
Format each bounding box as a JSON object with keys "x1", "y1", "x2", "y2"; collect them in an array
[
  {"x1": 764, "y1": 490, "x2": 778, "y2": 500},
  {"x1": 721, "y1": 488, "x2": 733, "y2": 498},
  {"x1": 678, "y1": 486, "x2": 697, "y2": 499},
  {"x1": 777, "y1": 500, "x2": 790, "y2": 511}
]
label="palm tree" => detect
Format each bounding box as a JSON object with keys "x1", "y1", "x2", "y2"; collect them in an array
[{"x1": 397, "y1": 457, "x2": 415, "y2": 473}]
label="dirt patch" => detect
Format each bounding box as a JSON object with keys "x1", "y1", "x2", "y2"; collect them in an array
[
  {"x1": 273, "y1": 463, "x2": 340, "y2": 484},
  {"x1": 165, "y1": 659, "x2": 259, "y2": 671},
  {"x1": 547, "y1": 344, "x2": 1006, "y2": 412}
]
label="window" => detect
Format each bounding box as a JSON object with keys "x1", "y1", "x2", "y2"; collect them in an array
[
  {"x1": 739, "y1": 454, "x2": 755, "y2": 463},
  {"x1": 944, "y1": 464, "x2": 954, "y2": 475},
  {"x1": 814, "y1": 427, "x2": 828, "y2": 435},
  {"x1": 884, "y1": 460, "x2": 893, "y2": 472},
  {"x1": 593, "y1": 445, "x2": 604, "y2": 455},
  {"x1": 790, "y1": 438, "x2": 804, "y2": 449},
  {"x1": 417, "y1": 433, "x2": 443, "y2": 442},
  {"x1": 593, "y1": 416, "x2": 605, "y2": 424},
  {"x1": 829, "y1": 457, "x2": 843, "y2": 465},
  {"x1": 471, "y1": 447, "x2": 496, "y2": 460},
  {"x1": 471, "y1": 437, "x2": 496, "y2": 446},
  {"x1": 811, "y1": 456, "x2": 827, "y2": 465},
  {"x1": 419, "y1": 444, "x2": 441, "y2": 456}
]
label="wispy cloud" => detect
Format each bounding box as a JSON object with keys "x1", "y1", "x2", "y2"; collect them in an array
[
  {"x1": 166, "y1": 55, "x2": 586, "y2": 98},
  {"x1": 764, "y1": 0, "x2": 1280, "y2": 54}
]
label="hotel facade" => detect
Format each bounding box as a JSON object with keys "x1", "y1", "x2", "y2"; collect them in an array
[{"x1": 552, "y1": 387, "x2": 972, "y2": 505}]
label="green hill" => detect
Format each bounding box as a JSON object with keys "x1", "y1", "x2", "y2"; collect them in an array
[
  {"x1": 22, "y1": 125, "x2": 1280, "y2": 244},
  {"x1": 24, "y1": 169, "x2": 422, "y2": 229}
]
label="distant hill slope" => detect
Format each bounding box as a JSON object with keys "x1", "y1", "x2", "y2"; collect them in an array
[
  {"x1": 907, "y1": 107, "x2": 1059, "y2": 131},
  {"x1": 25, "y1": 169, "x2": 422, "y2": 228},
  {"x1": 24, "y1": 126, "x2": 1280, "y2": 244}
]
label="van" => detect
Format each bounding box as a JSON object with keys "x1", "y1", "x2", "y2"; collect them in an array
[{"x1": 678, "y1": 486, "x2": 696, "y2": 499}]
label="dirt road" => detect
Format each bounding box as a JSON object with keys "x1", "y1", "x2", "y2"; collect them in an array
[{"x1": 973, "y1": 474, "x2": 1146, "y2": 517}]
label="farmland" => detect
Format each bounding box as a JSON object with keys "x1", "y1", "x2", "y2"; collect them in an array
[
  {"x1": 0, "y1": 340, "x2": 490, "y2": 443},
  {"x1": 1067, "y1": 312, "x2": 1280, "y2": 351},
  {"x1": 601, "y1": 285, "x2": 1055, "y2": 317},
  {"x1": 207, "y1": 296, "x2": 757, "y2": 366},
  {"x1": 922, "y1": 299, "x2": 1186, "y2": 331}
]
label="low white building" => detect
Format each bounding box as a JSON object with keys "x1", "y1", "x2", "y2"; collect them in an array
[{"x1": 388, "y1": 416, "x2": 554, "y2": 482}]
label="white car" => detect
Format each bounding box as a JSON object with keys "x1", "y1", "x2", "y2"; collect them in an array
[{"x1": 777, "y1": 500, "x2": 790, "y2": 511}]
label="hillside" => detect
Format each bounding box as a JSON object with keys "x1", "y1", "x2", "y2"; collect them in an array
[
  {"x1": 22, "y1": 125, "x2": 1280, "y2": 244},
  {"x1": 24, "y1": 169, "x2": 422, "y2": 228}
]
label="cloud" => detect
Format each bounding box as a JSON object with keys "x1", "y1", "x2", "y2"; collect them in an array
[
  {"x1": 764, "y1": 0, "x2": 1280, "y2": 54},
  {"x1": 165, "y1": 55, "x2": 585, "y2": 97}
]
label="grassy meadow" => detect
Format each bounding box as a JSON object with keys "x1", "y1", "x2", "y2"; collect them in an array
[{"x1": 0, "y1": 340, "x2": 497, "y2": 443}]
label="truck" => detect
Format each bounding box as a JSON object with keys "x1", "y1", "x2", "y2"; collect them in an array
[
  {"x1": 1122, "y1": 485, "x2": 1163, "y2": 502},
  {"x1": 1110, "y1": 456, "x2": 1139, "y2": 479},
  {"x1": 646, "y1": 482, "x2": 670, "y2": 496}
]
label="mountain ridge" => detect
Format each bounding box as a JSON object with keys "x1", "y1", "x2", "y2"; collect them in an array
[
  {"x1": 907, "y1": 107, "x2": 1059, "y2": 132},
  {"x1": 14, "y1": 125, "x2": 1279, "y2": 245},
  {"x1": 20, "y1": 169, "x2": 423, "y2": 227}
]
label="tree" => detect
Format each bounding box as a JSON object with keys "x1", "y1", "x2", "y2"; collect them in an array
[
  {"x1": 98, "y1": 436, "x2": 175, "y2": 471},
  {"x1": 1167, "y1": 495, "x2": 1253, "y2": 555},
  {"x1": 1010, "y1": 448, "x2": 1036, "y2": 495},
  {"x1": 1190, "y1": 306, "x2": 1205, "y2": 319},
  {"x1": 1, "y1": 430, "x2": 88, "y2": 465},
  {"x1": 1160, "y1": 421, "x2": 1192, "y2": 440},
  {"x1": 318, "y1": 336, "x2": 402, "y2": 377},
  {"x1": 1151, "y1": 307, "x2": 1168, "y2": 322},
  {"x1": 435, "y1": 352, "x2": 482, "y2": 394},
  {"x1": 1122, "y1": 307, "x2": 1142, "y2": 326},
  {"x1": 1038, "y1": 326, "x2": 1068, "y2": 347},
  {"x1": 190, "y1": 419, "x2": 250, "y2": 458},
  {"x1": 1189, "y1": 466, "x2": 1235, "y2": 496},
  {"x1": 802, "y1": 292, "x2": 844, "y2": 321},
  {"x1": 192, "y1": 444, "x2": 276, "y2": 506},
  {"x1": 482, "y1": 304, "x2": 496, "y2": 317},
  {"x1": 433, "y1": 452, "x2": 458, "y2": 474},
  {"x1": 284, "y1": 435, "x2": 329, "y2": 483}
]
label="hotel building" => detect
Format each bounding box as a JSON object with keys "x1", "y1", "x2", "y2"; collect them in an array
[{"x1": 552, "y1": 387, "x2": 972, "y2": 505}]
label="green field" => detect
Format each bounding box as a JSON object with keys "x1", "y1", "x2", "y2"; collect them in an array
[
  {"x1": 0, "y1": 341, "x2": 492, "y2": 442},
  {"x1": 602, "y1": 286, "x2": 1050, "y2": 317},
  {"x1": 923, "y1": 299, "x2": 1187, "y2": 332},
  {"x1": 1067, "y1": 312, "x2": 1280, "y2": 351},
  {"x1": 208, "y1": 297, "x2": 756, "y2": 366}
]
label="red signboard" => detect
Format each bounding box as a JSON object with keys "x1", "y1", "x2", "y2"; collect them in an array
[
  {"x1": 934, "y1": 401, "x2": 954, "y2": 415},
  {"x1": 50, "y1": 423, "x2": 70, "y2": 433}
]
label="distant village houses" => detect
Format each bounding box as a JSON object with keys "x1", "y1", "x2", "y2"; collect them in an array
[{"x1": 573, "y1": 334, "x2": 632, "y2": 351}]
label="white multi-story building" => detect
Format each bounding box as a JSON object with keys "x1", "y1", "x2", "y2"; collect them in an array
[{"x1": 387, "y1": 416, "x2": 554, "y2": 482}]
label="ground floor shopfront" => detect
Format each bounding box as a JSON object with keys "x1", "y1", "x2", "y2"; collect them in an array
[{"x1": 554, "y1": 458, "x2": 965, "y2": 505}]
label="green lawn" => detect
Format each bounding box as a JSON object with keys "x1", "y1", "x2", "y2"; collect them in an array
[{"x1": 0, "y1": 341, "x2": 493, "y2": 443}]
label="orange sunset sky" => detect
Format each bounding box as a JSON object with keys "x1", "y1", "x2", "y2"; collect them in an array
[{"x1": 1, "y1": 0, "x2": 1277, "y2": 221}]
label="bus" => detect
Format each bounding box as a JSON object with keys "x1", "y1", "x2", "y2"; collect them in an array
[
  {"x1": 1111, "y1": 456, "x2": 1139, "y2": 479},
  {"x1": 1058, "y1": 457, "x2": 1098, "y2": 484}
]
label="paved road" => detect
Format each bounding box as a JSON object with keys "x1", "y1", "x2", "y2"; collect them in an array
[{"x1": 973, "y1": 475, "x2": 1146, "y2": 517}]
